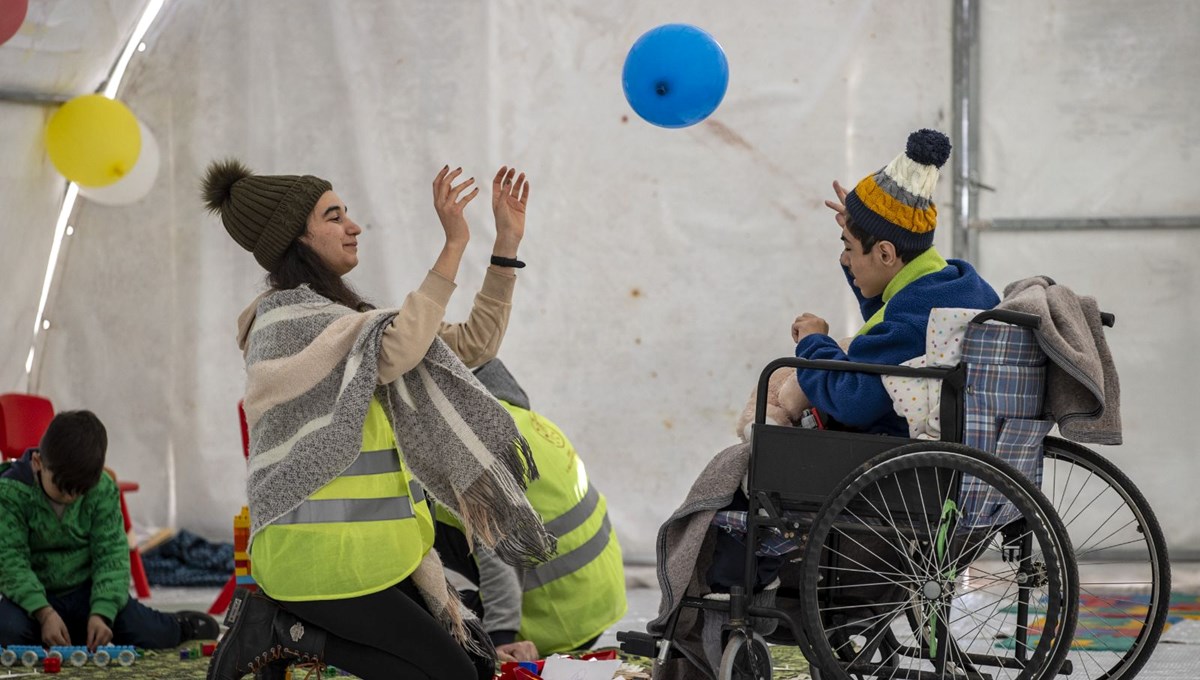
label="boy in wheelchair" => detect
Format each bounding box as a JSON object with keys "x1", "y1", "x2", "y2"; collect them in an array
[{"x1": 652, "y1": 129, "x2": 1003, "y2": 677}]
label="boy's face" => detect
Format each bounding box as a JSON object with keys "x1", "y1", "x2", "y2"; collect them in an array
[
  {"x1": 31, "y1": 452, "x2": 82, "y2": 505},
  {"x1": 840, "y1": 226, "x2": 900, "y2": 298}
]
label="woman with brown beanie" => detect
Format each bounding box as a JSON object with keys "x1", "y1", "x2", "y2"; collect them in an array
[{"x1": 201, "y1": 160, "x2": 554, "y2": 680}]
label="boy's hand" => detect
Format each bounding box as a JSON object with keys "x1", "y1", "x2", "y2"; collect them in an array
[
  {"x1": 35, "y1": 606, "x2": 70, "y2": 646},
  {"x1": 87, "y1": 614, "x2": 113, "y2": 651},
  {"x1": 792, "y1": 313, "x2": 830, "y2": 343},
  {"x1": 824, "y1": 180, "x2": 850, "y2": 229}
]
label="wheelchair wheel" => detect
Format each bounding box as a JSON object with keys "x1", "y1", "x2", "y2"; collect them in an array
[
  {"x1": 718, "y1": 630, "x2": 772, "y2": 680},
  {"x1": 1040, "y1": 437, "x2": 1171, "y2": 680},
  {"x1": 800, "y1": 442, "x2": 1077, "y2": 680}
]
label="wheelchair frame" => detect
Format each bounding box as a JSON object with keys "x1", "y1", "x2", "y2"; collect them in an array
[{"x1": 621, "y1": 308, "x2": 1167, "y2": 680}]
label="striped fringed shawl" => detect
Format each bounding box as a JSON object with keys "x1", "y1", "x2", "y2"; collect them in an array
[{"x1": 240, "y1": 285, "x2": 556, "y2": 656}]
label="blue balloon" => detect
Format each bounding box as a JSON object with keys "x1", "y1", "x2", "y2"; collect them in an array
[{"x1": 622, "y1": 24, "x2": 729, "y2": 129}]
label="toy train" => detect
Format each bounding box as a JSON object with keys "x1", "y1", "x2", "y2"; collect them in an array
[{"x1": 0, "y1": 643, "x2": 137, "y2": 667}]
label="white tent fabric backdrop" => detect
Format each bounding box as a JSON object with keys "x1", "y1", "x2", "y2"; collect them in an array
[{"x1": 1, "y1": 0, "x2": 1197, "y2": 562}]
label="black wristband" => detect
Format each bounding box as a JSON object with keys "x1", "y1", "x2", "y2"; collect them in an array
[{"x1": 490, "y1": 255, "x2": 526, "y2": 269}]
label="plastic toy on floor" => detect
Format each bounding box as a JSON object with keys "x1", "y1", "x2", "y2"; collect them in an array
[
  {"x1": 0, "y1": 644, "x2": 46, "y2": 667},
  {"x1": 58, "y1": 644, "x2": 137, "y2": 667},
  {"x1": 0, "y1": 644, "x2": 137, "y2": 668}
]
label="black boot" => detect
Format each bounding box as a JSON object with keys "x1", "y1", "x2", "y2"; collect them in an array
[
  {"x1": 206, "y1": 589, "x2": 326, "y2": 680},
  {"x1": 252, "y1": 660, "x2": 290, "y2": 680}
]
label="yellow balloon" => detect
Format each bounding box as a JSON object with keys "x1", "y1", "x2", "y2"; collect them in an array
[{"x1": 45, "y1": 94, "x2": 141, "y2": 187}]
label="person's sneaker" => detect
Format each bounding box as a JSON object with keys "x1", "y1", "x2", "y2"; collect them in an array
[
  {"x1": 205, "y1": 589, "x2": 326, "y2": 680},
  {"x1": 176, "y1": 610, "x2": 221, "y2": 641}
]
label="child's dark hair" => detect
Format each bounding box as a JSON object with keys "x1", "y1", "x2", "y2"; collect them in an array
[
  {"x1": 845, "y1": 213, "x2": 930, "y2": 264},
  {"x1": 39, "y1": 410, "x2": 107, "y2": 496}
]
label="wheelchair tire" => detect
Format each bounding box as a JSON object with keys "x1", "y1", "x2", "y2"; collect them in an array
[
  {"x1": 1040, "y1": 437, "x2": 1171, "y2": 680},
  {"x1": 718, "y1": 630, "x2": 772, "y2": 680},
  {"x1": 799, "y1": 442, "x2": 1077, "y2": 680}
]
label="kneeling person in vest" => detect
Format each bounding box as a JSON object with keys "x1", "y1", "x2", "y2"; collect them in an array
[{"x1": 435, "y1": 359, "x2": 627, "y2": 660}]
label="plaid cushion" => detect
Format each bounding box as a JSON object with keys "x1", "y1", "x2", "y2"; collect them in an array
[
  {"x1": 958, "y1": 322, "x2": 1051, "y2": 528},
  {"x1": 711, "y1": 510, "x2": 809, "y2": 557}
]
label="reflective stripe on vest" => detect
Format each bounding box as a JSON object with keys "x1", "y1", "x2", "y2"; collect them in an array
[
  {"x1": 251, "y1": 398, "x2": 433, "y2": 601},
  {"x1": 544, "y1": 483, "x2": 600, "y2": 537},
  {"x1": 524, "y1": 513, "x2": 613, "y2": 591},
  {"x1": 341, "y1": 448, "x2": 402, "y2": 476},
  {"x1": 273, "y1": 477, "x2": 425, "y2": 526}
]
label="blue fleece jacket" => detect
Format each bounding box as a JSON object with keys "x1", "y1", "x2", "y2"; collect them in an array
[{"x1": 796, "y1": 250, "x2": 999, "y2": 436}]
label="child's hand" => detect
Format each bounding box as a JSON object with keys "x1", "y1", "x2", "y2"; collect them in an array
[
  {"x1": 825, "y1": 180, "x2": 850, "y2": 229},
  {"x1": 792, "y1": 313, "x2": 830, "y2": 343},
  {"x1": 36, "y1": 606, "x2": 70, "y2": 646},
  {"x1": 495, "y1": 640, "x2": 539, "y2": 662},
  {"x1": 87, "y1": 614, "x2": 113, "y2": 651}
]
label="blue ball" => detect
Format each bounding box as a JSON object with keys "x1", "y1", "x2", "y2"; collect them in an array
[{"x1": 622, "y1": 24, "x2": 729, "y2": 128}]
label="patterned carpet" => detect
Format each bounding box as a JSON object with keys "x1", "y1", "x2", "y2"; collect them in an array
[
  {"x1": 0, "y1": 645, "x2": 811, "y2": 679},
  {"x1": 999, "y1": 592, "x2": 1200, "y2": 651}
]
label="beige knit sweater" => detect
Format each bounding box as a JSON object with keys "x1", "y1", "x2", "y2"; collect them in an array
[{"x1": 236, "y1": 265, "x2": 516, "y2": 379}]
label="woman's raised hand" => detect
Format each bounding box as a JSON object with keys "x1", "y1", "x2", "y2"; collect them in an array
[
  {"x1": 491, "y1": 166, "x2": 529, "y2": 257},
  {"x1": 433, "y1": 165, "x2": 479, "y2": 246}
]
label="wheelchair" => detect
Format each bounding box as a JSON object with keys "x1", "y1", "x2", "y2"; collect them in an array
[{"x1": 620, "y1": 308, "x2": 1169, "y2": 680}]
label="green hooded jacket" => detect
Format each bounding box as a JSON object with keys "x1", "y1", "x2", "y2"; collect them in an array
[{"x1": 0, "y1": 450, "x2": 129, "y2": 621}]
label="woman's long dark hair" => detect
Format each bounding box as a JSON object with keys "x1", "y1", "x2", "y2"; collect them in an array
[{"x1": 268, "y1": 239, "x2": 373, "y2": 311}]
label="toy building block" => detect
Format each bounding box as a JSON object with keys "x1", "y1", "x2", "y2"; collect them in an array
[
  {"x1": 76, "y1": 644, "x2": 136, "y2": 667},
  {"x1": 52, "y1": 645, "x2": 91, "y2": 667},
  {"x1": 233, "y1": 506, "x2": 259, "y2": 591},
  {"x1": 5, "y1": 645, "x2": 47, "y2": 667},
  {"x1": 43, "y1": 655, "x2": 62, "y2": 673}
]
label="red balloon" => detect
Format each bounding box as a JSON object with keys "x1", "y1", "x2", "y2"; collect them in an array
[{"x1": 0, "y1": 0, "x2": 29, "y2": 47}]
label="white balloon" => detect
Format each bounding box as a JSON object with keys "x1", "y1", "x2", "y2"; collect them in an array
[{"x1": 78, "y1": 120, "x2": 161, "y2": 206}]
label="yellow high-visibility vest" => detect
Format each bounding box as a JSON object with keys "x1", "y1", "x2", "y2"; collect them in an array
[
  {"x1": 438, "y1": 402, "x2": 626, "y2": 653},
  {"x1": 250, "y1": 397, "x2": 434, "y2": 600}
]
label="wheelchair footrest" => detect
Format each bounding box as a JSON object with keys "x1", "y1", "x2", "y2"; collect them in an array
[{"x1": 616, "y1": 630, "x2": 660, "y2": 658}]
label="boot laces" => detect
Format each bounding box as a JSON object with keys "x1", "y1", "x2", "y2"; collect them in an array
[{"x1": 246, "y1": 646, "x2": 325, "y2": 678}]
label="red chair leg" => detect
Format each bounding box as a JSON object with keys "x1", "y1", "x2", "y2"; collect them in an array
[
  {"x1": 209, "y1": 575, "x2": 237, "y2": 615},
  {"x1": 117, "y1": 487, "x2": 151, "y2": 599},
  {"x1": 130, "y1": 547, "x2": 151, "y2": 599}
]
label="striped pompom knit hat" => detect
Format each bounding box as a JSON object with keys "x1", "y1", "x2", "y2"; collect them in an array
[
  {"x1": 201, "y1": 159, "x2": 332, "y2": 271},
  {"x1": 844, "y1": 129, "x2": 952, "y2": 251}
]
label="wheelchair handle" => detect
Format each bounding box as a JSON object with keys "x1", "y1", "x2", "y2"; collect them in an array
[
  {"x1": 970, "y1": 309, "x2": 1041, "y2": 329},
  {"x1": 971, "y1": 309, "x2": 1116, "y2": 329},
  {"x1": 755, "y1": 357, "x2": 954, "y2": 426}
]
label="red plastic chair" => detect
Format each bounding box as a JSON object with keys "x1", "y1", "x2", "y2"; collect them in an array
[
  {"x1": 209, "y1": 400, "x2": 250, "y2": 615},
  {"x1": 0, "y1": 393, "x2": 150, "y2": 599},
  {"x1": 0, "y1": 393, "x2": 54, "y2": 460}
]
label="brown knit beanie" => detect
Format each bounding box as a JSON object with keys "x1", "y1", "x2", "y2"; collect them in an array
[{"x1": 201, "y1": 159, "x2": 332, "y2": 270}]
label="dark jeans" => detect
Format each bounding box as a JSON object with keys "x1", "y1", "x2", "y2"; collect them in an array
[
  {"x1": 0, "y1": 583, "x2": 181, "y2": 649},
  {"x1": 282, "y1": 579, "x2": 493, "y2": 680},
  {"x1": 706, "y1": 490, "x2": 785, "y2": 593}
]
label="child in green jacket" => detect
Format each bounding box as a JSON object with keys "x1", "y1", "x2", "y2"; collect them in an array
[{"x1": 0, "y1": 410, "x2": 217, "y2": 649}]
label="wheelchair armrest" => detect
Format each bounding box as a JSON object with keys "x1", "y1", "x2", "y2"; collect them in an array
[{"x1": 755, "y1": 358, "x2": 953, "y2": 426}]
